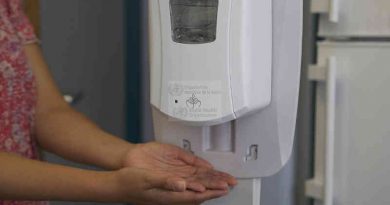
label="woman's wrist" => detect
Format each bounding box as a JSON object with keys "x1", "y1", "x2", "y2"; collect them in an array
[
  {"x1": 116, "y1": 141, "x2": 137, "y2": 169},
  {"x1": 88, "y1": 170, "x2": 124, "y2": 203},
  {"x1": 119, "y1": 142, "x2": 142, "y2": 168},
  {"x1": 94, "y1": 168, "x2": 146, "y2": 204},
  {"x1": 94, "y1": 133, "x2": 136, "y2": 170}
]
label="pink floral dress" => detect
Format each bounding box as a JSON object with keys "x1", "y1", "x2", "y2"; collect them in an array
[{"x1": 0, "y1": 0, "x2": 46, "y2": 204}]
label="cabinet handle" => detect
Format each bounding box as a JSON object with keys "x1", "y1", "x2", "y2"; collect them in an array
[
  {"x1": 306, "y1": 57, "x2": 337, "y2": 205},
  {"x1": 63, "y1": 92, "x2": 84, "y2": 105},
  {"x1": 311, "y1": 0, "x2": 339, "y2": 23}
]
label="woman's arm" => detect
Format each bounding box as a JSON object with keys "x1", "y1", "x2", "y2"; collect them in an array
[
  {"x1": 25, "y1": 43, "x2": 133, "y2": 170},
  {"x1": 0, "y1": 152, "x2": 114, "y2": 201},
  {"x1": 25, "y1": 43, "x2": 237, "y2": 195},
  {"x1": 0, "y1": 152, "x2": 228, "y2": 204}
]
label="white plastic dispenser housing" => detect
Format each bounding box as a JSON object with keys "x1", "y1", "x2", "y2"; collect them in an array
[{"x1": 149, "y1": 0, "x2": 303, "y2": 204}]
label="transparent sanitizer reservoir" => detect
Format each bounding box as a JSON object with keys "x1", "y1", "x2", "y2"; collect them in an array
[{"x1": 170, "y1": 0, "x2": 219, "y2": 44}]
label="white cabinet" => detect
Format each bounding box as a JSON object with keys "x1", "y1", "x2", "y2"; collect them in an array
[
  {"x1": 312, "y1": 42, "x2": 390, "y2": 205},
  {"x1": 318, "y1": 0, "x2": 390, "y2": 37}
]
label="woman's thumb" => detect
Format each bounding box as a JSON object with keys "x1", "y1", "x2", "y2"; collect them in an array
[
  {"x1": 145, "y1": 174, "x2": 187, "y2": 192},
  {"x1": 166, "y1": 177, "x2": 187, "y2": 192}
]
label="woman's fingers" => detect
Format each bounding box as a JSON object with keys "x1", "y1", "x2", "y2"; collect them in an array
[
  {"x1": 176, "y1": 147, "x2": 214, "y2": 169},
  {"x1": 191, "y1": 175, "x2": 229, "y2": 190},
  {"x1": 154, "y1": 189, "x2": 229, "y2": 205},
  {"x1": 210, "y1": 170, "x2": 238, "y2": 186},
  {"x1": 189, "y1": 168, "x2": 237, "y2": 189},
  {"x1": 186, "y1": 181, "x2": 206, "y2": 193},
  {"x1": 193, "y1": 178, "x2": 229, "y2": 190},
  {"x1": 145, "y1": 174, "x2": 187, "y2": 192},
  {"x1": 143, "y1": 168, "x2": 236, "y2": 193}
]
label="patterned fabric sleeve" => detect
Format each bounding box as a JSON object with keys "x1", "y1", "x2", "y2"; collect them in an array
[{"x1": 7, "y1": 0, "x2": 38, "y2": 44}]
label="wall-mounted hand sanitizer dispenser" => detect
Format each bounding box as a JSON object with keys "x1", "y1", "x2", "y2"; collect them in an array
[
  {"x1": 151, "y1": 0, "x2": 272, "y2": 125},
  {"x1": 149, "y1": 0, "x2": 303, "y2": 204}
]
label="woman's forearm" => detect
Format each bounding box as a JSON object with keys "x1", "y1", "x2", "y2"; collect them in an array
[
  {"x1": 0, "y1": 152, "x2": 116, "y2": 202},
  {"x1": 25, "y1": 44, "x2": 134, "y2": 170},
  {"x1": 35, "y1": 106, "x2": 134, "y2": 170}
]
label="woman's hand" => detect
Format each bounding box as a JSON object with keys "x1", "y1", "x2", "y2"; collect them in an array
[
  {"x1": 0, "y1": 151, "x2": 225, "y2": 204},
  {"x1": 111, "y1": 167, "x2": 229, "y2": 205},
  {"x1": 122, "y1": 142, "x2": 237, "y2": 193}
]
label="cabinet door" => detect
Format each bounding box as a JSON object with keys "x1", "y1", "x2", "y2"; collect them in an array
[
  {"x1": 315, "y1": 42, "x2": 390, "y2": 205},
  {"x1": 318, "y1": 0, "x2": 390, "y2": 37}
]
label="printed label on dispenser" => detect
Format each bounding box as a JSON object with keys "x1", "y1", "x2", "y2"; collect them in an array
[{"x1": 168, "y1": 81, "x2": 222, "y2": 122}]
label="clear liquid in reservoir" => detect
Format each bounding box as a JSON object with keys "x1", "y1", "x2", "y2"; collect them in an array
[{"x1": 170, "y1": 0, "x2": 219, "y2": 44}]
